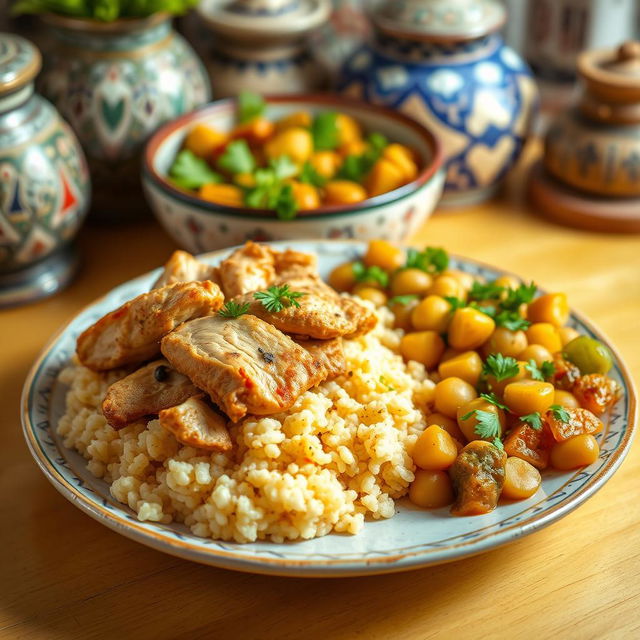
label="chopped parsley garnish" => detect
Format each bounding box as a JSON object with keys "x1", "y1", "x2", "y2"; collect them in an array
[
  {"x1": 493, "y1": 310, "x2": 530, "y2": 331},
  {"x1": 444, "y1": 296, "x2": 467, "y2": 311},
  {"x1": 244, "y1": 167, "x2": 298, "y2": 220},
  {"x1": 468, "y1": 281, "x2": 505, "y2": 301},
  {"x1": 501, "y1": 282, "x2": 537, "y2": 311},
  {"x1": 169, "y1": 150, "x2": 222, "y2": 190},
  {"x1": 218, "y1": 300, "x2": 250, "y2": 318},
  {"x1": 311, "y1": 111, "x2": 340, "y2": 150},
  {"x1": 269, "y1": 155, "x2": 298, "y2": 180},
  {"x1": 525, "y1": 359, "x2": 556, "y2": 381},
  {"x1": 479, "y1": 392, "x2": 510, "y2": 411},
  {"x1": 352, "y1": 262, "x2": 389, "y2": 288},
  {"x1": 405, "y1": 247, "x2": 449, "y2": 274},
  {"x1": 299, "y1": 161, "x2": 327, "y2": 187},
  {"x1": 549, "y1": 404, "x2": 571, "y2": 423},
  {"x1": 521, "y1": 412, "x2": 543, "y2": 430},
  {"x1": 461, "y1": 409, "x2": 503, "y2": 444},
  {"x1": 254, "y1": 284, "x2": 305, "y2": 313},
  {"x1": 482, "y1": 353, "x2": 520, "y2": 381},
  {"x1": 217, "y1": 139, "x2": 256, "y2": 175},
  {"x1": 238, "y1": 91, "x2": 265, "y2": 123},
  {"x1": 387, "y1": 294, "x2": 419, "y2": 306},
  {"x1": 492, "y1": 437, "x2": 504, "y2": 451}
]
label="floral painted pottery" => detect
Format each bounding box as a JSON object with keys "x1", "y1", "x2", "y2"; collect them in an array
[
  {"x1": 338, "y1": 0, "x2": 539, "y2": 206},
  {"x1": 529, "y1": 42, "x2": 640, "y2": 233},
  {"x1": 142, "y1": 95, "x2": 445, "y2": 253},
  {"x1": 196, "y1": 0, "x2": 331, "y2": 97},
  {"x1": 0, "y1": 33, "x2": 90, "y2": 308},
  {"x1": 37, "y1": 13, "x2": 211, "y2": 223}
]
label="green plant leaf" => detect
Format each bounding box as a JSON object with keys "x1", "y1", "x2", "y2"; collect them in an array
[{"x1": 169, "y1": 150, "x2": 222, "y2": 190}]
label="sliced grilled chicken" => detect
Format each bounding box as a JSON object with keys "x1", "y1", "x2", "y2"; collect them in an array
[
  {"x1": 161, "y1": 314, "x2": 326, "y2": 422},
  {"x1": 151, "y1": 250, "x2": 221, "y2": 290},
  {"x1": 273, "y1": 248, "x2": 318, "y2": 279},
  {"x1": 77, "y1": 280, "x2": 223, "y2": 371},
  {"x1": 102, "y1": 359, "x2": 200, "y2": 429},
  {"x1": 218, "y1": 241, "x2": 276, "y2": 298},
  {"x1": 159, "y1": 395, "x2": 232, "y2": 452},
  {"x1": 294, "y1": 338, "x2": 347, "y2": 381}
]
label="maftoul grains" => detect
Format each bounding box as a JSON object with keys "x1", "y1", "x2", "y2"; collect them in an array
[{"x1": 57, "y1": 307, "x2": 435, "y2": 543}]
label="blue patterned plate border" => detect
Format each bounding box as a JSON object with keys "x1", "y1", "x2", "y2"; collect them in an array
[{"x1": 21, "y1": 241, "x2": 637, "y2": 577}]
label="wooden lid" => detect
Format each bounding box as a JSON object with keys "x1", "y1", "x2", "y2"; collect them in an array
[
  {"x1": 528, "y1": 160, "x2": 640, "y2": 234},
  {"x1": 0, "y1": 33, "x2": 41, "y2": 96}
]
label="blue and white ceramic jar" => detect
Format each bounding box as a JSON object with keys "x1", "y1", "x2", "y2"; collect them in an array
[
  {"x1": 339, "y1": 0, "x2": 539, "y2": 206},
  {"x1": 0, "y1": 33, "x2": 90, "y2": 307}
]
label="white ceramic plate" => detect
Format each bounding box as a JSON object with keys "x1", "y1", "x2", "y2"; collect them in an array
[{"x1": 21, "y1": 241, "x2": 637, "y2": 577}]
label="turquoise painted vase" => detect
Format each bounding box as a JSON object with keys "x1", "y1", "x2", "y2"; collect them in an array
[
  {"x1": 38, "y1": 13, "x2": 211, "y2": 222},
  {"x1": 339, "y1": 0, "x2": 539, "y2": 206},
  {"x1": 0, "y1": 33, "x2": 90, "y2": 307}
]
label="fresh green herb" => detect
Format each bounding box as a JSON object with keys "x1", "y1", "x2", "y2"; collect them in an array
[
  {"x1": 367, "y1": 132, "x2": 388, "y2": 154},
  {"x1": 471, "y1": 302, "x2": 497, "y2": 318},
  {"x1": 468, "y1": 281, "x2": 505, "y2": 301},
  {"x1": 335, "y1": 134, "x2": 387, "y2": 183},
  {"x1": 238, "y1": 91, "x2": 265, "y2": 123},
  {"x1": 244, "y1": 167, "x2": 298, "y2": 220},
  {"x1": 521, "y1": 412, "x2": 543, "y2": 430},
  {"x1": 493, "y1": 310, "x2": 531, "y2": 331},
  {"x1": 549, "y1": 404, "x2": 571, "y2": 422},
  {"x1": 269, "y1": 155, "x2": 298, "y2": 181},
  {"x1": 254, "y1": 284, "x2": 305, "y2": 313},
  {"x1": 492, "y1": 437, "x2": 504, "y2": 451},
  {"x1": 217, "y1": 140, "x2": 256, "y2": 175},
  {"x1": 379, "y1": 376, "x2": 395, "y2": 391},
  {"x1": 169, "y1": 150, "x2": 222, "y2": 190},
  {"x1": 540, "y1": 360, "x2": 556, "y2": 379},
  {"x1": 405, "y1": 247, "x2": 449, "y2": 274},
  {"x1": 311, "y1": 112, "x2": 340, "y2": 151},
  {"x1": 12, "y1": 0, "x2": 198, "y2": 19},
  {"x1": 218, "y1": 300, "x2": 250, "y2": 319},
  {"x1": 352, "y1": 262, "x2": 389, "y2": 288},
  {"x1": 473, "y1": 410, "x2": 503, "y2": 441},
  {"x1": 388, "y1": 294, "x2": 419, "y2": 306},
  {"x1": 299, "y1": 161, "x2": 327, "y2": 187},
  {"x1": 444, "y1": 296, "x2": 467, "y2": 311},
  {"x1": 480, "y1": 392, "x2": 510, "y2": 411},
  {"x1": 482, "y1": 353, "x2": 520, "y2": 382},
  {"x1": 501, "y1": 282, "x2": 537, "y2": 311},
  {"x1": 525, "y1": 359, "x2": 556, "y2": 381}
]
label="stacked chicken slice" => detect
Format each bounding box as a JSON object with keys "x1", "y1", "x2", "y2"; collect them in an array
[{"x1": 75, "y1": 243, "x2": 377, "y2": 452}]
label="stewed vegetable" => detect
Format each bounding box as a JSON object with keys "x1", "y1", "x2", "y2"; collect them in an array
[{"x1": 333, "y1": 240, "x2": 623, "y2": 517}]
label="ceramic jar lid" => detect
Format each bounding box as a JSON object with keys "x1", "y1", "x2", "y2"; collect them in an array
[
  {"x1": 371, "y1": 0, "x2": 505, "y2": 43},
  {"x1": 578, "y1": 41, "x2": 640, "y2": 124},
  {"x1": 0, "y1": 33, "x2": 41, "y2": 97},
  {"x1": 197, "y1": 0, "x2": 331, "y2": 43}
]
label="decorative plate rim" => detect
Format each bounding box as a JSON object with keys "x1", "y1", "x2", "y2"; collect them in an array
[{"x1": 20, "y1": 240, "x2": 638, "y2": 577}]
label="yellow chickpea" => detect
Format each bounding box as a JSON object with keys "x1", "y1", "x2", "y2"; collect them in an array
[
  {"x1": 264, "y1": 127, "x2": 313, "y2": 164},
  {"x1": 323, "y1": 180, "x2": 367, "y2": 205},
  {"x1": 400, "y1": 331, "x2": 445, "y2": 369},
  {"x1": 503, "y1": 380, "x2": 555, "y2": 416},
  {"x1": 456, "y1": 398, "x2": 506, "y2": 442},
  {"x1": 554, "y1": 389, "x2": 580, "y2": 409},
  {"x1": 290, "y1": 181, "x2": 320, "y2": 210},
  {"x1": 484, "y1": 327, "x2": 528, "y2": 359},
  {"x1": 328, "y1": 262, "x2": 357, "y2": 292},
  {"x1": 518, "y1": 344, "x2": 553, "y2": 366},
  {"x1": 494, "y1": 275, "x2": 521, "y2": 290},
  {"x1": 364, "y1": 239, "x2": 405, "y2": 271},
  {"x1": 502, "y1": 457, "x2": 542, "y2": 500},
  {"x1": 198, "y1": 183, "x2": 244, "y2": 207},
  {"x1": 438, "y1": 351, "x2": 483, "y2": 387},
  {"x1": 429, "y1": 275, "x2": 465, "y2": 300},
  {"x1": 440, "y1": 348, "x2": 461, "y2": 362},
  {"x1": 426, "y1": 412, "x2": 466, "y2": 444},
  {"x1": 442, "y1": 270, "x2": 475, "y2": 291},
  {"x1": 335, "y1": 113, "x2": 362, "y2": 146},
  {"x1": 390, "y1": 269, "x2": 433, "y2": 297},
  {"x1": 526, "y1": 323, "x2": 562, "y2": 354},
  {"x1": 412, "y1": 425, "x2": 458, "y2": 470},
  {"x1": 184, "y1": 123, "x2": 227, "y2": 158},
  {"x1": 448, "y1": 307, "x2": 495, "y2": 350},
  {"x1": 411, "y1": 295, "x2": 451, "y2": 332},
  {"x1": 486, "y1": 360, "x2": 529, "y2": 395},
  {"x1": 550, "y1": 435, "x2": 600, "y2": 470},
  {"x1": 275, "y1": 111, "x2": 312, "y2": 131},
  {"x1": 366, "y1": 158, "x2": 406, "y2": 197},
  {"x1": 528, "y1": 293, "x2": 569, "y2": 327},
  {"x1": 310, "y1": 150, "x2": 341, "y2": 179},
  {"x1": 352, "y1": 284, "x2": 388, "y2": 307},
  {"x1": 389, "y1": 298, "x2": 419, "y2": 331},
  {"x1": 409, "y1": 470, "x2": 454, "y2": 509},
  {"x1": 559, "y1": 326, "x2": 580, "y2": 347},
  {"x1": 434, "y1": 377, "x2": 478, "y2": 419},
  {"x1": 382, "y1": 143, "x2": 418, "y2": 182}
]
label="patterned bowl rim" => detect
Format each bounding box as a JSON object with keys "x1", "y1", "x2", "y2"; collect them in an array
[
  {"x1": 142, "y1": 94, "x2": 445, "y2": 220},
  {"x1": 20, "y1": 240, "x2": 638, "y2": 577}
]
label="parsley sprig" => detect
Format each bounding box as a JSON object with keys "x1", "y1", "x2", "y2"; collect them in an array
[
  {"x1": 501, "y1": 282, "x2": 537, "y2": 310},
  {"x1": 244, "y1": 158, "x2": 299, "y2": 220},
  {"x1": 217, "y1": 139, "x2": 256, "y2": 175},
  {"x1": 482, "y1": 353, "x2": 521, "y2": 382},
  {"x1": 525, "y1": 359, "x2": 556, "y2": 381},
  {"x1": 352, "y1": 262, "x2": 389, "y2": 288},
  {"x1": 311, "y1": 112, "x2": 340, "y2": 151},
  {"x1": 388, "y1": 294, "x2": 419, "y2": 306},
  {"x1": 521, "y1": 412, "x2": 543, "y2": 430},
  {"x1": 238, "y1": 91, "x2": 266, "y2": 123},
  {"x1": 405, "y1": 247, "x2": 449, "y2": 274},
  {"x1": 169, "y1": 150, "x2": 222, "y2": 190},
  {"x1": 254, "y1": 285, "x2": 305, "y2": 313},
  {"x1": 479, "y1": 392, "x2": 510, "y2": 411},
  {"x1": 549, "y1": 404, "x2": 570, "y2": 422},
  {"x1": 218, "y1": 301, "x2": 250, "y2": 319},
  {"x1": 468, "y1": 281, "x2": 505, "y2": 301}
]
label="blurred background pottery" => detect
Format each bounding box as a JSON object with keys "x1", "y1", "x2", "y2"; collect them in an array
[
  {"x1": 195, "y1": 0, "x2": 331, "y2": 97},
  {"x1": 142, "y1": 95, "x2": 445, "y2": 253},
  {"x1": 529, "y1": 41, "x2": 640, "y2": 233},
  {"x1": 338, "y1": 0, "x2": 539, "y2": 206},
  {"x1": 37, "y1": 12, "x2": 211, "y2": 224},
  {"x1": 0, "y1": 33, "x2": 90, "y2": 308}
]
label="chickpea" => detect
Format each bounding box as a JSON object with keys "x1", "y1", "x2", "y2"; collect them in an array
[
  {"x1": 457, "y1": 398, "x2": 506, "y2": 442},
  {"x1": 526, "y1": 323, "x2": 562, "y2": 354},
  {"x1": 400, "y1": 331, "x2": 445, "y2": 369},
  {"x1": 412, "y1": 425, "x2": 458, "y2": 470},
  {"x1": 558, "y1": 326, "x2": 580, "y2": 347},
  {"x1": 310, "y1": 150, "x2": 341, "y2": 179},
  {"x1": 409, "y1": 470, "x2": 454, "y2": 509},
  {"x1": 448, "y1": 307, "x2": 495, "y2": 350},
  {"x1": 550, "y1": 434, "x2": 600, "y2": 470},
  {"x1": 494, "y1": 275, "x2": 521, "y2": 290},
  {"x1": 198, "y1": 183, "x2": 244, "y2": 207},
  {"x1": 434, "y1": 377, "x2": 478, "y2": 419},
  {"x1": 503, "y1": 380, "x2": 555, "y2": 416},
  {"x1": 426, "y1": 412, "x2": 466, "y2": 444},
  {"x1": 389, "y1": 298, "x2": 419, "y2": 331},
  {"x1": 442, "y1": 269, "x2": 475, "y2": 291},
  {"x1": 328, "y1": 262, "x2": 356, "y2": 292},
  {"x1": 390, "y1": 269, "x2": 433, "y2": 297},
  {"x1": 184, "y1": 124, "x2": 226, "y2": 158},
  {"x1": 484, "y1": 327, "x2": 528, "y2": 358},
  {"x1": 411, "y1": 295, "x2": 451, "y2": 332},
  {"x1": 528, "y1": 293, "x2": 569, "y2": 327},
  {"x1": 382, "y1": 143, "x2": 418, "y2": 182},
  {"x1": 554, "y1": 390, "x2": 580, "y2": 409},
  {"x1": 438, "y1": 351, "x2": 483, "y2": 387},
  {"x1": 486, "y1": 360, "x2": 529, "y2": 395},
  {"x1": 364, "y1": 239, "x2": 405, "y2": 271},
  {"x1": 275, "y1": 111, "x2": 312, "y2": 131},
  {"x1": 429, "y1": 275, "x2": 465, "y2": 300},
  {"x1": 366, "y1": 158, "x2": 406, "y2": 197},
  {"x1": 352, "y1": 284, "x2": 387, "y2": 307},
  {"x1": 264, "y1": 127, "x2": 313, "y2": 164},
  {"x1": 290, "y1": 181, "x2": 320, "y2": 210},
  {"x1": 502, "y1": 457, "x2": 541, "y2": 500},
  {"x1": 518, "y1": 344, "x2": 553, "y2": 367},
  {"x1": 323, "y1": 180, "x2": 367, "y2": 206},
  {"x1": 335, "y1": 113, "x2": 362, "y2": 146},
  {"x1": 440, "y1": 348, "x2": 461, "y2": 362}
]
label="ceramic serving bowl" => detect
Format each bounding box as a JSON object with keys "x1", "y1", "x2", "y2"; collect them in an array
[{"x1": 142, "y1": 95, "x2": 445, "y2": 253}]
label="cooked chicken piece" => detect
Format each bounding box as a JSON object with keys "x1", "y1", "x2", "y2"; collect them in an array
[
  {"x1": 102, "y1": 359, "x2": 200, "y2": 429},
  {"x1": 161, "y1": 314, "x2": 326, "y2": 422},
  {"x1": 294, "y1": 338, "x2": 346, "y2": 381},
  {"x1": 151, "y1": 250, "x2": 221, "y2": 290},
  {"x1": 273, "y1": 248, "x2": 318, "y2": 279},
  {"x1": 159, "y1": 395, "x2": 232, "y2": 452},
  {"x1": 218, "y1": 241, "x2": 276, "y2": 298},
  {"x1": 237, "y1": 273, "x2": 377, "y2": 340},
  {"x1": 77, "y1": 280, "x2": 224, "y2": 371}
]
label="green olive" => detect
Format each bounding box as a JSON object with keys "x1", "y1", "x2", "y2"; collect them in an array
[{"x1": 563, "y1": 336, "x2": 613, "y2": 375}]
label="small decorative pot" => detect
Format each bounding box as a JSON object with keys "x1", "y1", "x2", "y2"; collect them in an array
[
  {"x1": 0, "y1": 33, "x2": 90, "y2": 308},
  {"x1": 195, "y1": 0, "x2": 331, "y2": 97},
  {"x1": 339, "y1": 0, "x2": 539, "y2": 206},
  {"x1": 38, "y1": 13, "x2": 211, "y2": 223}
]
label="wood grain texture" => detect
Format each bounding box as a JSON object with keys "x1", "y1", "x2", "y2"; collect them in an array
[{"x1": 1, "y1": 148, "x2": 639, "y2": 640}]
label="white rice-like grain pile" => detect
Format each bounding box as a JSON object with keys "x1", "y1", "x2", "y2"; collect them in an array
[{"x1": 57, "y1": 307, "x2": 434, "y2": 543}]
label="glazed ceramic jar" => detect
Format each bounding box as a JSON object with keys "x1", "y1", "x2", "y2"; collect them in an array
[
  {"x1": 0, "y1": 33, "x2": 90, "y2": 307},
  {"x1": 339, "y1": 0, "x2": 539, "y2": 206},
  {"x1": 38, "y1": 13, "x2": 211, "y2": 222},
  {"x1": 196, "y1": 0, "x2": 331, "y2": 97}
]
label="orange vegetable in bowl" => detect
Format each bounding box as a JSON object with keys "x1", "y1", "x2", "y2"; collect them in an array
[
  {"x1": 550, "y1": 435, "x2": 600, "y2": 470},
  {"x1": 184, "y1": 124, "x2": 227, "y2": 159},
  {"x1": 400, "y1": 331, "x2": 445, "y2": 369},
  {"x1": 364, "y1": 239, "x2": 405, "y2": 271},
  {"x1": 544, "y1": 407, "x2": 603, "y2": 442},
  {"x1": 502, "y1": 457, "x2": 541, "y2": 500},
  {"x1": 448, "y1": 307, "x2": 495, "y2": 350},
  {"x1": 275, "y1": 111, "x2": 312, "y2": 132},
  {"x1": 409, "y1": 470, "x2": 454, "y2": 508},
  {"x1": 412, "y1": 425, "x2": 458, "y2": 470},
  {"x1": 198, "y1": 183, "x2": 244, "y2": 207},
  {"x1": 527, "y1": 293, "x2": 569, "y2": 327},
  {"x1": 366, "y1": 158, "x2": 406, "y2": 197},
  {"x1": 383, "y1": 143, "x2": 418, "y2": 182},
  {"x1": 323, "y1": 180, "x2": 367, "y2": 205},
  {"x1": 310, "y1": 151, "x2": 341, "y2": 179},
  {"x1": 290, "y1": 181, "x2": 320, "y2": 210},
  {"x1": 335, "y1": 113, "x2": 362, "y2": 146},
  {"x1": 503, "y1": 380, "x2": 555, "y2": 416},
  {"x1": 264, "y1": 127, "x2": 313, "y2": 164}
]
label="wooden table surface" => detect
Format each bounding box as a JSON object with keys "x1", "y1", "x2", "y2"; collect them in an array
[{"x1": 1, "y1": 152, "x2": 639, "y2": 640}]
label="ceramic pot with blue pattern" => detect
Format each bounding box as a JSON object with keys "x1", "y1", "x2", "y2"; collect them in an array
[
  {"x1": 339, "y1": 0, "x2": 539, "y2": 206},
  {"x1": 0, "y1": 33, "x2": 90, "y2": 308},
  {"x1": 37, "y1": 12, "x2": 211, "y2": 223}
]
